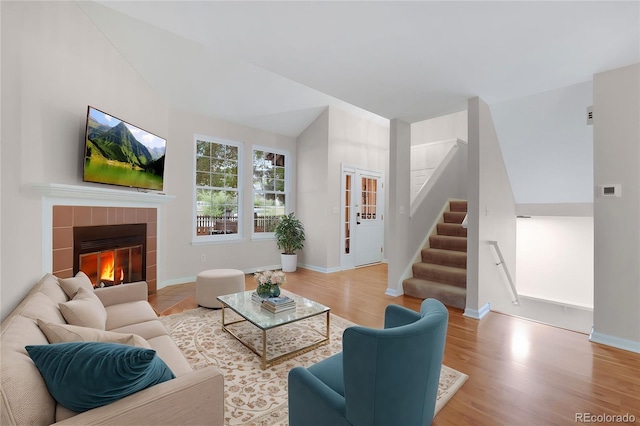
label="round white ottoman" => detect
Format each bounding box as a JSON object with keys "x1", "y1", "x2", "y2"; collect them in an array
[{"x1": 196, "y1": 269, "x2": 245, "y2": 308}]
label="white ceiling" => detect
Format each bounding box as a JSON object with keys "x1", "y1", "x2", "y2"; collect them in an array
[{"x1": 79, "y1": 1, "x2": 639, "y2": 138}]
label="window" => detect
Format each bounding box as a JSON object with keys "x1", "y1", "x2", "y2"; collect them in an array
[
  {"x1": 253, "y1": 149, "x2": 288, "y2": 234},
  {"x1": 195, "y1": 137, "x2": 241, "y2": 238}
]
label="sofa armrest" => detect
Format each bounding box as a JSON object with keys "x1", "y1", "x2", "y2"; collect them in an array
[
  {"x1": 52, "y1": 365, "x2": 224, "y2": 426},
  {"x1": 94, "y1": 281, "x2": 148, "y2": 307}
]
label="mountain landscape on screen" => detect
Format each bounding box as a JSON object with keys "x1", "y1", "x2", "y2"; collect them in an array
[{"x1": 84, "y1": 107, "x2": 166, "y2": 191}]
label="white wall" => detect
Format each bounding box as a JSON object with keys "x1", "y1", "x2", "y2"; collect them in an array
[
  {"x1": 491, "y1": 81, "x2": 593, "y2": 204},
  {"x1": 410, "y1": 112, "x2": 467, "y2": 201},
  {"x1": 409, "y1": 141, "x2": 457, "y2": 202},
  {"x1": 387, "y1": 119, "x2": 412, "y2": 294},
  {"x1": 592, "y1": 63, "x2": 640, "y2": 352},
  {"x1": 490, "y1": 82, "x2": 597, "y2": 332},
  {"x1": 411, "y1": 111, "x2": 468, "y2": 145},
  {"x1": 296, "y1": 109, "x2": 330, "y2": 270},
  {"x1": 0, "y1": 0, "x2": 3, "y2": 299},
  {"x1": 1, "y1": 1, "x2": 169, "y2": 319},
  {"x1": 467, "y1": 97, "x2": 517, "y2": 317},
  {"x1": 296, "y1": 107, "x2": 389, "y2": 272},
  {"x1": 164, "y1": 108, "x2": 296, "y2": 283},
  {"x1": 327, "y1": 107, "x2": 389, "y2": 270},
  {"x1": 0, "y1": 1, "x2": 300, "y2": 319},
  {"x1": 516, "y1": 216, "x2": 594, "y2": 308}
]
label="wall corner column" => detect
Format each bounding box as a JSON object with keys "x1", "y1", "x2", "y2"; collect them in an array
[
  {"x1": 387, "y1": 119, "x2": 411, "y2": 296},
  {"x1": 592, "y1": 63, "x2": 640, "y2": 353}
]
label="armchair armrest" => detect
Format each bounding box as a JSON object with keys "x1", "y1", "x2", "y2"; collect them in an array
[
  {"x1": 288, "y1": 367, "x2": 350, "y2": 426},
  {"x1": 53, "y1": 365, "x2": 224, "y2": 426},
  {"x1": 383, "y1": 304, "x2": 420, "y2": 329},
  {"x1": 94, "y1": 281, "x2": 148, "y2": 307}
]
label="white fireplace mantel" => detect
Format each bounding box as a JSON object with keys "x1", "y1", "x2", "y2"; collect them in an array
[{"x1": 27, "y1": 183, "x2": 175, "y2": 205}]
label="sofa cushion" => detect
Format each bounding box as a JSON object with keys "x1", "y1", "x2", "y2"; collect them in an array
[
  {"x1": 59, "y1": 271, "x2": 94, "y2": 299},
  {"x1": 37, "y1": 273, "x2": 69, "y2": 305},
  {"x1": 110, "y1": 320, "x2": 171, "y2": 341},
  {"x1": 146, "y1": 335, "x2": 193, "y2": 377},
  {"x1": 25, "y1": 342, "x2": 175, "y2": 413},
  {"x1": 59, "y1": 287, "x2": 107, "y2": 329},
  {"x1": 0, "y1": 315, "x2": 57, "y2": 426},
  {"x1": 37, "y1": 319, "x2": 151, "y2": 349},
  {"x1": 20, "y1": 292, "x2": 66, "y2": 324},
  {"x1": 104, "y1": 300, "x2": 159, "y2": 330}
]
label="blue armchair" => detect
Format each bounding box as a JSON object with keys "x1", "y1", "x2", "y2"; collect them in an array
[{"x1": 288, "y1": 298, "x2": 448, "y2": 426}]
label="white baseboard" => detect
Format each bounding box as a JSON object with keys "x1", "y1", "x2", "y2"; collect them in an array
[
  {"x1": 158, "y1": 277, "x2": 196, "y2": 290},
  {"x1": 385, "y1": 288, "x2": 403, "y2": 297},
  {"x1": 463, "y1": 302, "x2": 491, "y2": 320},
  {"x1": 589, "y1": 331, "x2": 640, "y2": 354},
  {"x1": 298, "y1": 263, "x2": 342, "y2": 274},
  {"x1": 158, "y1": 265, "x2": 280, "y2": 290},
  {"x1": 242, "y1": 265, "x2": 282, "y2": 274}
]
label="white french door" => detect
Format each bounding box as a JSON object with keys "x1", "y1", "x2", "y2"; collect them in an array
[{"x1": 341, "y1": 166, "x2": 384, "y2": 269}]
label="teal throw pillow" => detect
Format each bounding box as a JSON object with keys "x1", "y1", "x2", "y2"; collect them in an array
[{"x1": 26, "y1": 341, "x2": 175, "y2": 412}]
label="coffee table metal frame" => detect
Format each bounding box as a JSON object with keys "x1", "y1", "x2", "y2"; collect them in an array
[{"x1": 217, "y1": 290, "x2": 330, "y2": 370}]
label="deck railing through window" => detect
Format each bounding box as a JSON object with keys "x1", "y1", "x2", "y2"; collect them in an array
[
  {"x1": 196, "y1": 215, "x2": 238, "y2": 235},
  {"x1": 196, "y1": 215, "x2": 281, "y2": 235}
]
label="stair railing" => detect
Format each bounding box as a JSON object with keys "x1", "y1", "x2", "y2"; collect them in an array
[
  {"x1": 488, "y1": 240, "x2": 520, "y2": 305},
  {"x1": 410, "y1": 139, "x2": 467, "y2": 217}
]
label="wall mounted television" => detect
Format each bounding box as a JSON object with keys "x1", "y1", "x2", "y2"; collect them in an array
[{"x1": 83, "y1": 106, "x2": 166, "y2": 191}]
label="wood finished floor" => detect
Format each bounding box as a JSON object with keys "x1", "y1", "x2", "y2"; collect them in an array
[{"x1": 149, "y1": 264, "x2": 640, "y2": 426}]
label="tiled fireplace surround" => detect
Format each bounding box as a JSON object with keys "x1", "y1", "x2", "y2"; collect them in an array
[{"x1": 52, "y1": 206, "x2": 158, "y2": 293}]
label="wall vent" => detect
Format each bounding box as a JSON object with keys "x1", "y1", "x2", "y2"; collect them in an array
[{"x1": 587, "y1": 106, "x2": 593, "y2": 125}]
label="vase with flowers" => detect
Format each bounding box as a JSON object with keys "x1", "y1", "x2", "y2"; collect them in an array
[{"x1": 254, "y1": 270, "x2": 286, "y2": 299}]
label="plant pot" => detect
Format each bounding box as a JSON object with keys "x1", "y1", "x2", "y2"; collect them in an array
[{"x1": 281, "y1": 253, "x2": 298, "y2": 272}]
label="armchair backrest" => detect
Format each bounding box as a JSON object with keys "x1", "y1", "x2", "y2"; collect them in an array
[{"x1": 342, "y1": 299, "x2": 448, "y2": 426}]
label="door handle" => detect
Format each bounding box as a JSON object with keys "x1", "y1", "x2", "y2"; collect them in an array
[{"x1": 356, "y1": 212, "x2": 361, "y2": 225}]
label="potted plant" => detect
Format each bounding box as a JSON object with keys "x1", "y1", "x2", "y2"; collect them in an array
[{"x1": 274, "y1": 212, "x2": 305, "y2": 272}]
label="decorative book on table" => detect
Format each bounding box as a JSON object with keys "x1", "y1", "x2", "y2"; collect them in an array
[{"x1": 251, "y1": 293, "x2": 296, "y2": 313}]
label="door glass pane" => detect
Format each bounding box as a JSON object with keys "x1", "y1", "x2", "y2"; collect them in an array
[
  {"x1": 361, "y1": 177, "x2": 377, "y2": 220},
  {"x1": 344, "y1": 175, "x2": 352, "y2": 254}
]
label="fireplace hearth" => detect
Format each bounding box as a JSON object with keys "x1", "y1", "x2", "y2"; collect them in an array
[{"x1": 73, "y1": 224, "x2": 146, "y2": 288}]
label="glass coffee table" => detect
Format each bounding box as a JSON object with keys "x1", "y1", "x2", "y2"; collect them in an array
[{"x1": 216, "y1": 290, "x2": 330, "y2": 369}]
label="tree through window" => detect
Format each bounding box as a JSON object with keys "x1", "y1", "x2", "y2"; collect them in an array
[
  {"x1": 195, "y1": 137, "x2": 240, "y2": 237},
  {"x1": 253, "y1": 150, "x2": 287, "y2": 233}
]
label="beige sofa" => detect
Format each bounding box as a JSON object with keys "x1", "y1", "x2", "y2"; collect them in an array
[{"x1": 1, "y1": 273, "x2": 224, "y2": 425}]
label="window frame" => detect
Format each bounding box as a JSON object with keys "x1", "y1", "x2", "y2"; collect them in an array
[
  {"x1": 193, "y1": 134, "x2": 244, "y2": 243},
  {"x1": 251, "y1": 145, "x2": 290, "y2": 240}
]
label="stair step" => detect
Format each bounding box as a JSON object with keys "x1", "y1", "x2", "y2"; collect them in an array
[
  {"x1": 421, "y1": 248, "x2": 467, "y2": 269},
  {"x1": 437, "y1": 222, "x2": 468, "y2": 237},
  {"x1": 429, "y1": 235, "x2": 467, "y2": 252},
  {"x1": 449, "y1": 200, "x2": 468, "y2": 213},
  {"x1": 443, "y1": 211, "x2": 466, "y2": 224},
  {"x1": 402, "y1": 278, "x2": 466, "y2": 310},
  {"x1": 411, "y1": 263, "x2": 466, "y2": 288}
]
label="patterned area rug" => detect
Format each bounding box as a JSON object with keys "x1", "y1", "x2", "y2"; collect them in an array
[{"x1": 160, "y1": 307, "x2": 468, "y2": 426}]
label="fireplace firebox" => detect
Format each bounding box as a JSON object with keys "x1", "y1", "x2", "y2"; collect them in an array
[{"x1": 73, "y1": 224, "x2": 146, "y2": 288}]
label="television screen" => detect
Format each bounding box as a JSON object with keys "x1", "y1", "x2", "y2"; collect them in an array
[{"x1": 83, "y1": 106, "x2": 166, "y2": 191}]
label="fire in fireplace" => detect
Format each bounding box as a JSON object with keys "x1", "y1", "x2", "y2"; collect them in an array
[{"x1": 73, "y1": 224, "x2": 146, "y2": 288}]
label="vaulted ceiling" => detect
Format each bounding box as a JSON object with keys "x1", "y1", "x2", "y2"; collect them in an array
[{"x1": 79, "y1": 1, "x2": 639, "y2": 137}]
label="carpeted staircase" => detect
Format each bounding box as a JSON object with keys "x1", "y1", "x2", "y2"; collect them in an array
[{"x1": 403, "y1": 200, "x2": 467, "y2": 309}]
